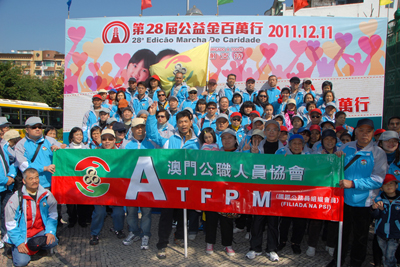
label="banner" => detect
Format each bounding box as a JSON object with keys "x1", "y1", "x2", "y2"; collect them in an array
[
  {"x1": 52, "y1": 149, "x2": 344, "y2": 221},
  {"x1": 64, "y1": 16, "x2": 387, "y2": 142}
]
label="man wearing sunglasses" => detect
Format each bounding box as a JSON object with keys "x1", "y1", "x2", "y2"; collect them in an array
[
  {"x1": 198, "y1": 102, "x2": 218, "y2": 131},
  {"x1": 306, "y1": 108, "x2": 323, "y2": 129},
  {"x1": 179, "y1": 87, "x2": 198, "y2": 111},
  {"x1": 15, "y1": 117, "x2": 61, "y2": 189}
]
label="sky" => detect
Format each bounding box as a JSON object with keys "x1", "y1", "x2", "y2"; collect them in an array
[{"x1": 0, "y1": 0, "x2": 295, "y2": 53}]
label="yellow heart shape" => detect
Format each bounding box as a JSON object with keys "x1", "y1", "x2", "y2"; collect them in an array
[
  {"x1": 82, "y1": 38, "x2": 104, "y2": 61},
  {"x1": 249, "y1": 45, "x2": 264, "y2": 63},
  {"x1": 359, "y1": 19, "x2": 378, "y2": 37},
  {"x1": 69, "y1": 63, "x2": 78, "y2": 75},
  {"x1": 322, "y1": 40, "x2": 341, "y2": 60}
]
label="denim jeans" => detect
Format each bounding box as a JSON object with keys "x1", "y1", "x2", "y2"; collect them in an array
[
  {"x1": 0, "y1": 189, "x2": 12, "y2": 238},
  {"x1": 90, "y1": 205, "x2": 125, "y2": 236},
  {"x1": 12, "y1": 231, "x2": 58, "y2": 267},
  {"x1": 377, "y1": 235, "x2": 399, "y2": 267},
  {"x1": 126, "y1": 207, "x2": 152, "y2": 237},
  {"x1": 188, "y1": 210, "x2": 201, "y2": 235}
]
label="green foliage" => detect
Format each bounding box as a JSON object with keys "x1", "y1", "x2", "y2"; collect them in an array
[{"x1": 0, "y1": 62, "x2": 64, "y2": 107}]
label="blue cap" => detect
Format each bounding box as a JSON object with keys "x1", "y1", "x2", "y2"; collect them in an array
[
  {"x1": 356, "y1": 118, "x2": 374, "y2": 129},
  {"x1": 109, "y1": 89, "x2": 117, "y2": 94},
  {"x1": 289, "y1": 134, "x2": 304, "y2": 142}
]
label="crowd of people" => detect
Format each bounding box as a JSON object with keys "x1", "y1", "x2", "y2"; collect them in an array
[{"x1": 0, "y1": 72, "x2": 400, "y2": 267}]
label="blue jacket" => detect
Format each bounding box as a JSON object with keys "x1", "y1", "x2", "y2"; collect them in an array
[
  {"x1": 146, "y1": 114, "x2": 200, "y2": 149},
  {"x1": 125, "y1": 89, "x2": 138, "y2": 103},
  {"x1": 255, "y1": 105, "x2": 264, "y2": 116},
  {"x1": 4, "y1": 185, "x2": 58, "y2": 247},
  {"x1": 0, "y1": 141, "x2": 17, "y2": 192},
  {"x1": 121, "y1": 135, "x2": 159, "y2": 149},
  {"x1": 267, "y1": 88, "x2": 281, "y2": 104},
  {"x1": 197, "y1": 115, "x2": 217, "y2": 131},
  {"x1": 241, "y1": 89, "x2": 258, "y2": 103},
  {"x1": 241, "y1": 115, "x2": 251, "y2": 127},
  {"x1": 273, "y1": 101, "x2": 287, "y2": 116},
  {"x1": 82, "y1": 106, "x2": 99, "y2": 143},
  {"x1": 218, "y1": 85, "x2": 241, "y2": 106},
  {"x1": 235, "y1": 127, "x2": 246, "y2": 144},
  {"x1": 373, "y1": 191, "x2": 400, "y2": 240},
  {"x1": 228, "y1": 104, "x2": 241, "y2": 113},
  {"x1": 131, "y1": 95, "x2": 153, "y2": 115},
  {"x1": 15, "y1": 136, "x2": 61, "y2": 188},
  {"x1": 148, "y1": 87, "x2": 161, "y2": 102},
  {"x1": 199, "y1": 91, "x2": 219, "y2": 103},
  {"x1": 275, "y1": 146, "x2": 310, "y2": 155},
  {"x1": 340, "y1": 141, "x2": 387, "y2": 207},
  {"x1": 170, "y1": 84, "x2": 189, "y2": 105},
  {"x1": 180, "y1": 98, "x2": 198, "y2": 111},
  {"x1": 167, "y1": 109, "x2": 178, "y2": 128},
  {"x1": 290, "y1": 90, "x2": 304, "y2": 107}
]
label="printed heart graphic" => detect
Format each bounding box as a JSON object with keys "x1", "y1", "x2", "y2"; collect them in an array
[
  {"x1": 82, "y1": 38, "x2": 104, "y2": 61},
  {"x1": 260, "y1": 43, "x2": 278, "y2": 60},
  {"x1": 72, "y1": 52, "x2": 88, "y2": 68},
  {"x1": 245, "y1": 47, "x2": 253, "y2": 59},
  {"x1": 322, "y1": 40, "x2": 341, "y2": 59},
  {"x1": 359, "y1": 35, "x2": 382, "y2": 56},
  {"x1": 88, "y1": 62, "x2": 100, "y2": 76},
  {"x1": 306, "y1": 46, "x2": 323, "y2": 62},
  {"x1": 290, "y1": 40, "x2": 307, "y2": 56},
  {"x1": 86, "y1": 76, "x2": 103, "y2": 91},
  {"x1": 210, "y1": 54, "x2": 228, "y2": 69},
  {"x1": 249, "y1": 45, "x2": 264, "y2": 62},
  {"x1": 307, "y1": 40, "x2": 320, "y2": 50},
  {"x1": 69, "y1": 64, "x2": 78, "y2": 75},
  {"x1": 64, "y1": 85, "x2": 74, "y2": 94},
  {"x1": 359, "y1": 19, "x2": 378, "y2": 37},
  {"x1": 370, "y1": 35, "x2": 383, "y2": 55},
  {"x1": 335, "y1": 33, "x2": 353, "y2": 48},
  {"x1": 68, "y1": 26, "x2": 86, "y2": 45},
  {"x1": 114, "y1": 53, "x2": 131, "y2": 69}
]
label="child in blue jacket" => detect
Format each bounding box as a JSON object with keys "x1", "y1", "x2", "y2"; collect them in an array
[{"x1": 372, "y1": 174, "x2": 400, "y2": 267}]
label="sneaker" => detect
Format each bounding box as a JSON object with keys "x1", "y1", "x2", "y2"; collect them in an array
[
  {"x1": 266, "y1": 251, "x2": 280, "y2": 262},
  {"x1": 172, "y1": 220, "x2": 177, "y2": 229},
  {"x1": 245, "y1": 232, "x2": 251, "y2": 240},
  {"x1": 291, "y1": 244, "x2": 301, "y2": 254},
  {"x1": 277, "y1": 242, "x2": 286, "y2": 251},
  {"x1": 225, "y1": 246, "x2": 235, "y2": 256},
  {"x1": 123, "y1": 232, "x2": 141, "y2": 246},
  {"x1": 174, "y1": 238, "x2": 184, "y2": 248},
  {"x1": 157, "y1": 248, "x2": 166, "y2": 259},
  {"x1": 89, "y1": 235, "x2": 99, "y2": 245},
  {"x1": 325, "y1": 246, "x2": 334, "y2": 256},
  {"x1": 306, "y1": 246, "x2": 316, "y2": 257},
  {"x1": 114, "y1": 230, "x2": 126, "y2": 239},
  {"x1": 141, "y1": 235, "x2": 149, "y2": 250},
  {"x1": 245, "y1": 250, "x2": 262, "y2": 259},
  {"x1": 188, "y1": 234, "x2": 196, "y2": 241},
  {"x1": 233, "y1": 227, "x2": 244, "y2": 234},
  {"x1": 206, "y1": 243, "x2": 214, "y2": 255}
]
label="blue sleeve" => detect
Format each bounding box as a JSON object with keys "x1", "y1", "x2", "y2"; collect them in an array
[{"x1": 146, "y1": 114, "x2": 168, "y2": 147}]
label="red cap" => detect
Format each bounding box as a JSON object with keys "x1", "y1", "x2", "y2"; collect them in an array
[
  {"x1": 246, "y1": 77, "x2": 255, "y2": 83},
  {"x1": 230, "y1": 112, "x2": 242, "y2": 118},
  {"x1": 335, "y1": 126, "x2": 347, "y2": 132},
  {"x1": 250, "y1": 110, "x2": 260, "y2": 117},
  {"x1": 383, "y1": 174, "x2": 399, "y2": 185},
  {"x1": 92, "y1": 94, "x2": 102, "y2": 100},
  {"x1": 310, "y1": 108, "x2": 322, "y2": 115},
  {"x1": 280, "y1": 126, "x2": 288, "y2": 132},
  {"x1": 309, "y1": 125, "x2": 321, "y2": 132},
  {"x1": 150, "y1": 74, "x2": 160, "y2": 81},
  {"x1": 374, "y1": 129, "x2": 386, "y2": 136}
]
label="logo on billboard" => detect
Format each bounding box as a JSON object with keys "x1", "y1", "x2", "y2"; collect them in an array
[
  {"x1": 74, "y1": 157, "x2": 110, "y2": 197},
  {"x1": 102, "y1": 21, "x2": 130, "y2": 44}
]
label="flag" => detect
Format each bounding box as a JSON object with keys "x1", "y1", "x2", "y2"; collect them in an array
[
  {"x1": 293, "y1": 0, "x2": 308, "y2": 13},
  {"x1": 149, "y1": 42, "x2": 210, "y2": 93},
  {"x1": 141, "y1": 0, "x2": 152, "y2": 10},
  {"x1": 67, "y1": 0, "x2": 72, "y2": 11},
  {"x1": 380, "y1": 0, "x2": 393, "y2": 5},
  {"x1": 218, "y1": 0, "x2": 234, "y2": 5}
]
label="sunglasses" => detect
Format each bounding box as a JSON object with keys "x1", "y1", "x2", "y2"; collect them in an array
[
  {"x1": 102, "y1": 137, "x2": 114, "y2": 141},
  {"x1": 305, "y1": 81, "x2": 312, "y2": 85},
  {"x1": 157, "y1": 115, "x2": 166, "y2": 118},
  {"x1": 189, "y1": 91, "x2": 197, "y2": 94},
  {"x1": 116, "y1": 130, "x2": 126, "y2": 134},
  {"x1": 311, "y1": 115, "x2": 321, "y2": 119},
  {"x1": 158, "y1": 94, "x2": 166, "y2": 97},
  {"x1": 207, "y1": 107, "x2": 216, "y2": 110},
  {"x1": 29, "y1": 125, "x2": 42, "y2": 130},
  {"x1": 231, "y1": 118, "x2": 241, "y2": 122},
  {"x1": 259, "y1": 95, "x2": 267, "y2": 98}
]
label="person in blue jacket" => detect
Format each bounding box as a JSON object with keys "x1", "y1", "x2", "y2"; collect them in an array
[
  {"x1": 228, "y1": 92, "x2": 243, "y2": 113},
  {"x1": 179, "y1": 87, "x2": 198, "y2": 111},
  {"x1": 265, "y1": 75, "x2": 281, "y2": 104},
  {"x1": 147, "y1": 74, "x2": 162, "y2": 101},
  {"x1": 242, "y1": 77, "x2": 258, "y2": 102},
  {"x1": 289, "y1": 76, "x2": 304, "y2": 107},
  {"x1": 327, "y1": 118, "x2": 387, "y2": 267},
  {"x1": 198, "y1": 102, "x2": 218, "y2": 131},
  {"x1": 82, "y1": 94, "x2": 102, "y2": 143},
  {"x1": 372, "y1": 174, "x2": 400, "y2": 267},
  {"x1": 125, "y1": 77, "x2": 138, "y2": 102},
  {"x1": 218, "y1": 74, "x2": 241, "y2": 106},
  {"x1": 170, "y1": 72, "x2": 188, "y2": 105},
  {"x1": 199, "y1": 79, "x2": 219, "y2": 103},
  {"x1": 131, "y1": 82, "x2": 153, "y2": 115},
  {"x1": 15, "y1": 117, "x2": 61, "y2": 189}
]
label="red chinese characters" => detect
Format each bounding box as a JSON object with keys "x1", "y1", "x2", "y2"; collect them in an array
[{"x1": 338, "y1": 97, "x2": 370, "y2": 113}]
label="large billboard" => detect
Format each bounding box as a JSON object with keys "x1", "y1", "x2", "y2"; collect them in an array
[{"x1": 64, "y1": 16, "x2": 387, "y2": 141}]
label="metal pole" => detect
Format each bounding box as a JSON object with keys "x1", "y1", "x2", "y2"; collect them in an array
[
  {"x1": 68, "y1": 10, "x2": 70, "y2": 19},
  {"x1": 187, "y1": 0, "x2": 190, "y2": 11},
  {"x1": 217, "y1": 0, "x2": 219, "y2": 16},
  {"x1": 184, "y1": 208, "x2": 188, "y2": 258},
  {"x1": 336, "y1": 221, "x2": 343, "y2": 267}
]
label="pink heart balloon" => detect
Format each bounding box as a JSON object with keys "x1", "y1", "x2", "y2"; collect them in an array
[
  {"x1": 114, "y1": 53, "x2": 131, "y2": 69},
  {"x1": 95, "y1": 76, "x2": 103, "y2": 89},
  {"x1": 88, "y1": 62, "x2": 100, "y2": 76},
  {"x1": 290, "y1": 41, "x2": 307, "y2": 56},
  {"x1": 358, "y1": 36, "x2": 372, "y2": 55},
  {"x1": 72, "y1": 52, "x2": 88, "y2": 68},
  {"x1": 370, "y1": 34, "x2": 382, "y2": 55},
  {"x1": 335, "y1": 33, "x2": 353, "y2": 48},
  {"x1": 260, "y1": 43, "x2": 278, "y2": 60},
  {"x1": 68, "y1": 26, "x2": 86, "y2": 45},
  {"x1": 210, "y1": 54, "x2": 228, "y2": 69},
  {"x1": 307, "y1": 40, "x2": 320, "y2": 50}
]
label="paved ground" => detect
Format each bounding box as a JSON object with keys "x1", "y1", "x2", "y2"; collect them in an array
[{"x1": 0, "y1": 208, "x2": 376, "y2": 267}]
